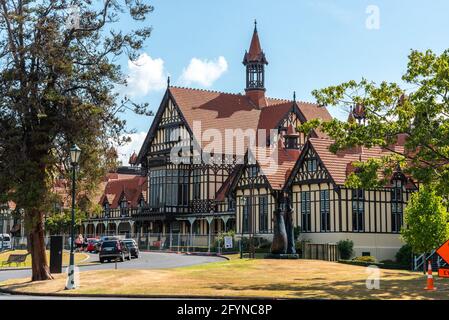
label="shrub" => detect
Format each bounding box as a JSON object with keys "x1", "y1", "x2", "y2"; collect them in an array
[
  {"x1": 352, "y1": 256, "x2": 376, "y2": 263},
  {"x1": 395, "y1": 244, "x2": 413, "y2": 266},
  {"x1": 337, "y1": 239, "x2": 354, "y2": 260},
  {"x1": 293, "y1": 226, "x2": 301, "y2": 240}
]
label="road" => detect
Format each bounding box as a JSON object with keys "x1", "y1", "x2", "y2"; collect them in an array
[{"x1": 0, "y1": 251, "x2": 223, "y2": 300}]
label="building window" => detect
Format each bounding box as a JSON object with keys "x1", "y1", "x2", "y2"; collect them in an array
[
  {"x1": 259, "y1": 195, "x2": 269, "y2": 233},
  {"x1": 285, "y1": 137, "x2": 299, "y2": 149},
  {"x1": 165, "y1": 126, "x2": 178, "y2": 143},
  {"x1": 306, "y1": 158, "x2": 318, "y2": 172},
  {"x1": 320, "y1": 190, "x2": 331, "y2": 231},
  {"x1": 242, "y1": 197, "x2": 251, "y2": 233},
  {"x1": 104, "y1": 202, "x2": 110, "y2": 218},
  {"x1": 149, "y1": 169, "x2": 165, "y2": 207},
  {"x1": 391, "y1": 180, "x2": 404, "y2": 233},
  {"x1": 192, "y1": 168, "x2": 201, "y2": 200},
  {"x1": 301, "y1": 191, "x2": 311, "y2": 232},
  {"x1": 352, "y1": 189, "x2": 365, "y2": 232},
  {"x1": 248, "y1": 166, "x2": 258, "y2": 178},
  {"x1": 120, "y1": 200, "x2": 128, "y2": 216}
]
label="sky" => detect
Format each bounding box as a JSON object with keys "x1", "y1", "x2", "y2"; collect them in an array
[{"x1": 114, "y1": 0, "x2": 449, "y2": 164}]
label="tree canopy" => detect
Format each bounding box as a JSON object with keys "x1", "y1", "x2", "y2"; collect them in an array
[
  {"x1": 0, "y1": 0, "x2": 154, "y2": 280},
  {"x1": 401, "y1": 185, "x2": 449, "y2": 254},
  {"x1": 299, "y1": 49, "x2": 449, "y2": 194}
]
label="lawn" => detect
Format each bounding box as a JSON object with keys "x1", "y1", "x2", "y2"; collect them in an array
[
  {"x1": 1, "y1": 257, "x2": 448, "y2": 299},
  {"x1": 0, "y1": 250, "x2": 89, "y2": 269}
]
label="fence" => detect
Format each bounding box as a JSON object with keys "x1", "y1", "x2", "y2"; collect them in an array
[
  {"x1": 8, "y1": 233, "x2": 240, "y2": 254},
  {"x1": 301, "y1": 243, "x2": 339, "y2": 261}
]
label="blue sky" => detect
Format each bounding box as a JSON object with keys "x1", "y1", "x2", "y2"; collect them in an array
[{"x1": 115, "y1": 0, "x2": 449, "y2": 162}]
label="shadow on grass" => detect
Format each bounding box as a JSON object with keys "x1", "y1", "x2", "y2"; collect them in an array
[{"x1": 208, "y1": 276, "x2": 449, "y2": 300}]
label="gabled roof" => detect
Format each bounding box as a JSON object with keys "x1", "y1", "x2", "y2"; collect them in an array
[
  {"x1": 137, "y1": 86, "x2": 332, "y2": 163},
  {"x1": 286, "y1": 137, "x2": 408, "y2": 187},
  {"x1": 99, "y1": 174, "x2": 146, "y2": 208},
  {"x1": 252, "y1": 145, "x2": 301, "y2": 190}
]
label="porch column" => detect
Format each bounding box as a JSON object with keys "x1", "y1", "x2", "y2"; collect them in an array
[
  {"x1": 206, "y1": 217, "x2": 214, "y2": 253},
  {"x1": 129, "y1": 221, "x2": 135, "y2": 237},
  {"x1": 187, "y1": 217, "x2": 197, "y2": 253},
  {"x1": 93, "y1": 222, "x2": 98, "y2": 237},
  {"x1": 221, "y1": 216, "x2": 230, "y2": 232}
]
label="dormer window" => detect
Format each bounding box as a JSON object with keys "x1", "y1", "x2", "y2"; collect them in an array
[
  {"x1": 285, "y1": 136, "x2": 299, "y2": 149},
  {"x1": 120, "y1": 200, "x2": 128, "y2": 216},
  {"x1": 306, "y1": 158, "x2": 318, "y2": 172},
  {"x1": 104, "y1": 202, "x2": 110, "y2": 218}
]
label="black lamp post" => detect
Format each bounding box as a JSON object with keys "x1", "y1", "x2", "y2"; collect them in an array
[{"x1": 66, "y1": 144, "x2": 81, "y2": 290}]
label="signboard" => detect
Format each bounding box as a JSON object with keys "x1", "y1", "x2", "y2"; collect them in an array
[
  {"x1": 436, "y1": 239, "x2": 449, "y2": 264},
  {"x1": 224, "y1": 236, "x2": 233, "y2": 249},
  {"x1": 436, "y1": 239, "x2": 449, "y2": 277},
  {"x1": 438, "y1": 268, "x2": 449, "y2": 278}
]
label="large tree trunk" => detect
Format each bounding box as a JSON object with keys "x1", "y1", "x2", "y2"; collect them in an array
[{"x1": 27, "y1": 211, "x2": 53, "y2": 281}]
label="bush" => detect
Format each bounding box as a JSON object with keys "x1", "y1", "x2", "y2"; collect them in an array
[
  {"x1": 352, "y1": 256, "x2": 376, "y2": 263},
  {"x1": 293, "y1": 226, "x2": 301, "y2": 240},
  {"x1": 337, "y1": 239, "x2": 354, "y2": 260},
  {"x1": 395, "y1": 244, "x2": 413, "y2": 266}
]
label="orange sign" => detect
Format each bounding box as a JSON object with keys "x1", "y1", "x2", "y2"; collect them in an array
[
  {"x1": 438, "y1": 268, "x2": 449, "y2": 278},
  {"x1": 436, "y1": 239, "x2": 449, "y2": 264}
]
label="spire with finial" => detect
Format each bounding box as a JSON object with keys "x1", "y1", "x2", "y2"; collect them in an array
[
  {"x1": 243, "y1": 20, "x2": 268, "y2": 108},
  {"x1": 293, "y1": 91, "x2": 296, "y2": 102},
  {"x1": 167, "y1": 76, "x2": 171, "y2": 88}
]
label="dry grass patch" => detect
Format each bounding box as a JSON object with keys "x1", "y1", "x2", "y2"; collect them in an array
[
  {"x1": 1, "y1": 259, "x2": 448, "y2": 299},
  {"x1": 0, "y1": 250, "x2": 89, "y2": 269}
]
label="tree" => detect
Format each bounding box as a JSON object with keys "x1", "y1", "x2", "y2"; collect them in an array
[
  {"x1": 0, "y1": 1, "x2": 153, "y2": 280},
  {"x1": 45, "y1": 208, "x2": 85, "y2": 235},
  {"x1": 401, "y1": 185, "x2": 449, "y2": 258},
  {"x1": 298, "y1": 49, "x2": 449, "y2": 194}
]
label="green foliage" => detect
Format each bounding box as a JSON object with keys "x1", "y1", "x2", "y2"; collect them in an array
[
  {"x1": 352, "y1": 256, "x2": 376, "y2": 263},
  {"x1": 298, "y1": 49, "x2": 449, "y2": 194},
  {"x1": 0, "y1": 1, "x2": 153, "y2": 216},
  {"x1": 401, "y1": 185, "x2": 449, "y2": 254},
  {"x1": 395, "y1": 244, "x2": 413, "y2": 266},
  {"x1": 45, "y1": 209, "x2": 86, "y2": 235},
  {"x1": 337, "y1": 239, "x2": 354, "y2": 260},
  {"x1": 293, "y1": 226, "x2": 301, "y2": 240}
]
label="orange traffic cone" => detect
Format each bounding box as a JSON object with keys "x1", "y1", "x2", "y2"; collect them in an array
[{"x1": 425, "y1": 260, "x2": 437, "y2": 291}]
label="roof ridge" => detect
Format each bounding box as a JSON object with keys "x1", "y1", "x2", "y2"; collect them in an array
[
  {"x1": 169, "y1": 85, "x2": 314, "y2": 105},
  {"x1": 169, "y1": 85, "x2": 243, "y2": 97}
]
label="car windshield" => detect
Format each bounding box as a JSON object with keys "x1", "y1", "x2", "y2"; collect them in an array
[
  {"x1": 102, "y1": 241, "x2": 117, "y2": 248},
  {"x1": 123, "y1": 241, "x2": 136, "y2": 247}
]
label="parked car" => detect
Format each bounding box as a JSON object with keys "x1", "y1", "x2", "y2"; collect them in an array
[
  {"x1": 122, "y1": 239, "x2": 139, "y2": 258},
  {"x1": 86, "y1": 238, "x2": 100, "y2": 253},
  {"x1": 0, "y1": 234, "x2": 11, "y2": 250},
  {"x1": 99, "y1": 240, "x2": 131, "y2": 263}
]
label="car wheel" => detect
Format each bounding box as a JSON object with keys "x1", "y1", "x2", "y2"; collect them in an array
[{"x1": 100, "y1": 258, "x2": 104, "y2": 263}]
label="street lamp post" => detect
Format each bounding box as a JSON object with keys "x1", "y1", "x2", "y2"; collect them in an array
[{"x1": 66, "y1": 144, "x2": 81, "y2": 290}]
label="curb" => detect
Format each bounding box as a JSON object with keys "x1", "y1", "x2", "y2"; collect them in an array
[
  {"x1": 0, "y1": 286, "x2": 281, "y2": 300},
  {"x1": 140, "y1": 250, "x2": 231, "y2": 260}
]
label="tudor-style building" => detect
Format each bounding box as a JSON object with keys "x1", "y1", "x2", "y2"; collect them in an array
[
  {"x1": 134, "y1": 23, "x2": 331, "y2": 236},
  {"x1": 233, "y1": 131, "x2": 416, "y2": 260}
]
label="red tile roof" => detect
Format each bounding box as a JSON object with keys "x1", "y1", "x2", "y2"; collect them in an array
[
  {"x1": 169, "y1": 86, "x2": 332, "y2": 154},
  {"x1": 308, "y1": 138, "x2": 406, "y2": 185},
  {"x1": 250, "y1": 142, "x2": 301, "y2": 190},
  {"x1": 99, "y1": 174, "x2": 146, "y2": 208}
]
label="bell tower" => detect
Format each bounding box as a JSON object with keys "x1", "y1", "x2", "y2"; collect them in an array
[{"x1": 243, "y1": 20, "x2": 268, "y2": 108}]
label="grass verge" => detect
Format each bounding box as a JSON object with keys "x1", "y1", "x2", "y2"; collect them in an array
[
  {"x1": 0, "y1": 258, "x2": 448, "y2": 299},
  {"x1": 0, "y1": 250, "x2": 90, "y2": 269}
]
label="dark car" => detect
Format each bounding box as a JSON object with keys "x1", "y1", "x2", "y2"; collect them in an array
[
  {"x1": 99, "y1": 240, "x2": 131, "y2": 263},
  {"x1": 122, "y1": 239, "x2": 139, "y2": 258}
]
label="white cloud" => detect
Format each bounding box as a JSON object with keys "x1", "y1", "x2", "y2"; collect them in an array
[
  {"x1": 126, "y1": 53, "x2": 167, "y2": 97},
  {"x1": 180, "y1": 56, "x2": 228, "y2": 87},
  {"x1": 116, "y1": 131, "x2": 147, "y2": 165}
]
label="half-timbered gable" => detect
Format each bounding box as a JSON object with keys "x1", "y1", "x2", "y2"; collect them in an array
[{"x1": 285, "y1": 137, "x2": 416, "y2": 260}]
